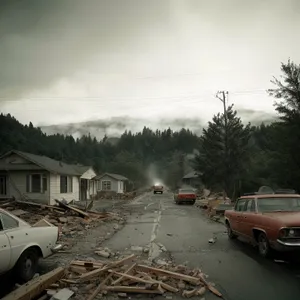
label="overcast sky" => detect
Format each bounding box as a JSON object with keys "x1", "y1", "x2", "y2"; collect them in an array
[{"x1": 0, "y1": 0, "x2": 299, "y2": 131}]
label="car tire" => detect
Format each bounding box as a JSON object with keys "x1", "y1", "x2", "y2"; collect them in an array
[
  {"x1": 15, "y1": 248, "x2": 39, "y2": 283},
  {"x1": 191, "y1": 200, "x2": 195, "y2": 205},
  {"x1": 226, "y1": 222, "x2": 237, "y2": 239},
  {"x1": 257, "y1": 232, "x2": 271, "y2": 258}
]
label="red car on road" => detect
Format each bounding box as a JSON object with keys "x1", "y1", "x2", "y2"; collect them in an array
[
  {"x1": 225, "y1": 192, "x2": 300, "y2": 257},
  {"x1": 174, "y1": 188, "x2": 197, "y2": 205}
]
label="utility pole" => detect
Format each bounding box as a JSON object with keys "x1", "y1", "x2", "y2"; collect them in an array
[
  {"x1": 216, "y1": 91, "x2": 229, "y2": 123},
  {"x1": 216, "y1": 91, "x2": 229, "y2": 200}
]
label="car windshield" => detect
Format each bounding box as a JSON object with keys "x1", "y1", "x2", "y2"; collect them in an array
[{"x1": 257, "y1": 197, "x2": 300, "y2": 212}]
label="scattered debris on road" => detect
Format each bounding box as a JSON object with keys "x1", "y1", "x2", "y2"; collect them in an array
[
  {"x1": 96, "y1": 191, "x2": 138, "y2": 200},
  {"x1": 4, "y1": 254, "x2": 223, "y2": 300},
  {"x1": 208, "y1": 238, "x2": 216, "y2": 244}
]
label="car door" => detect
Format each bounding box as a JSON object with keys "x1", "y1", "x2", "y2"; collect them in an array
[
  {"x1": 0, "y1": 215, "x2": 11, "y2": 274},
  {"x1": 241, "y1": 199, "x2": 256, "y2": 238},
  {"x1": 230, "y1": 198, "x2": 247, "y2": 233},
  {"x1": 1, "y1": 212, "x2": 27, "y2": 266}
]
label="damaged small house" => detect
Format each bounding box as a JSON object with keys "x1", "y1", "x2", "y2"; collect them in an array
[{"x1": 0, "y1": 150, "x2": 98, "y2": 205}]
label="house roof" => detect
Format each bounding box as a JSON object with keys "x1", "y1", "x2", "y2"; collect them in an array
[
  {"x1": 183, "y1": 171, "x2": 202, "y2": 179},
  {"x1": 96, "y1": 172, "x2": 128, "y2": 181},
  {"x1": 0, "y1": 150, "x2": 93, "y2": 176}
]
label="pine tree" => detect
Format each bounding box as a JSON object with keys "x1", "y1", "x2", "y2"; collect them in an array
[
  {"x1": 268, "y1": 59, "x2": 300, "y2": 190},
  {"x1": 193, "y1": 105, "x2": 251, "y2": 198}
]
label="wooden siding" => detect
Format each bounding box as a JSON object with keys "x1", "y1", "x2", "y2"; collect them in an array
[{"x1": 6, "y1": 171, "x2": 50, "y2": 204}]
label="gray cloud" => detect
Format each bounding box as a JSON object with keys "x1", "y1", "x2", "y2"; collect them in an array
[
  {"x1": 1, "y1": 0, "x2": 300, "y2": 102},
  {"x1": 0, "y1": 0, "x2": 171, "y2": 99},
  {"x1": 0, "y1": 0, "x2": 299, "y2": 129}
]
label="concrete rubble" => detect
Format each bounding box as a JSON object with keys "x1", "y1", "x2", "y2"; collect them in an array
[
  {"x1": 0, "y1": 199, "x2": 123, "y2": 250},
  {"x1": 3, "y1": 254, "x2": 223, "y2": 300},
  {"x1": 195, "y1": 189, "x2": 233, "y2": 222}
]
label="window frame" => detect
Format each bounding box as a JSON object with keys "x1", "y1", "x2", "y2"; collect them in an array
[
  {"x1": 26, "y1": 174, "x2": 47, "y2": 193},
  {"x1": 0, "y1": 212, "x2": 19, "y2": 230},
  {"x1": 102, "y1": 180, "x2": 111, "y2": 191},
  {"x1": 234, "y1": 198, "x2": 247, "y2": 212},
  {"x1": 60, "y1": 175, "x2": 73, "y2": 194},
  {"x1": 245, "y1": 198, "x2": 257, "y2": 212}
]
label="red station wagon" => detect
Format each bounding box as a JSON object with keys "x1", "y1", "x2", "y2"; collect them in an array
[{"x1": 225, "y1": 192, "x2": 300, "y2": 257}]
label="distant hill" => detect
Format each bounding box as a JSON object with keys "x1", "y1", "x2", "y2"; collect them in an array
[{"x1": 40, "y1": 109, "x2": 276, "y2": 139}]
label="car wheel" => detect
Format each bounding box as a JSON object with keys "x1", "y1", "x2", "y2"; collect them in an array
[
  {"x1": 226, "y1": 222, "x2": 237, "y2": 239},
  {"x1": 15, "y1": 248, "x2": 39, "y2": 283},
  {"x1": 257, "y1": 232, "x2": 271, "y2": 258},
  {"x1": 191, "y1": 200, "x2": 195, "y2": 205}
]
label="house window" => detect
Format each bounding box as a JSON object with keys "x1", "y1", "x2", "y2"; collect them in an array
[
  {"x1": 102, "y1": 180, "x2": 111, "y2": 191},
  {"x1": 0, "y1": 176, "x2": 7, "y2": 195},
  {"x1": 26, "y1": 174, "x2": 47, "y2": 193},
  {"x1": 60, "y1": 176, "x2": 73, "y2": 193}
]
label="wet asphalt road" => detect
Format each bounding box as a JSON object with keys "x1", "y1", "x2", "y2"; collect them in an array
[{"x1": 104, "y1": 191, "x2": 300, "y2": 300}]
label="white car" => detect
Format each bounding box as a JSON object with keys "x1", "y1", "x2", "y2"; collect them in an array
[{"x1": 0, "y1": 208, "x2": 62, "y2": 283}]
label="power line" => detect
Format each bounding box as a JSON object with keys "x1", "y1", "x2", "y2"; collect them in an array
[{"x1": 0, "y1": 89, "x2": 267, "y2": 101}]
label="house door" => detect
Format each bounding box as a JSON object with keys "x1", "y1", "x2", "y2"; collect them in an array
[
  {"x1": 80, "y1": 179, "x2": 88, "y2": 201},
  {"x1": 0, "y1": 176, "x2": 7, "y2": 196}
]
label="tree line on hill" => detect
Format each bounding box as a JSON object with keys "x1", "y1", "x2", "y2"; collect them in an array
[{"x1": 0, "y1": 59, "x2": 299, "y2": 198}]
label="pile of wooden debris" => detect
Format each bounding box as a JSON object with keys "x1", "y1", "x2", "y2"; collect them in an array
[
  {"x1": 0, "y1": 199, "x2": 121, "y2": 249},
  {"x1": 3, "y1": 254, "x2": 223, "y2": 300}
]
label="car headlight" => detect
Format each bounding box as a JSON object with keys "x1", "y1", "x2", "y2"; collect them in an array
[
  {"x1": 289, "y1": 229, "x2": 295, "y2": 236},
  {"x1": 279, "y1": 228, "x2": 296, "y2": 238}
]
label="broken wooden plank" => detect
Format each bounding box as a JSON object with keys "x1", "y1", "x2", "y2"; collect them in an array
[
  {"x1": 135, "y1": 271, "x2": 178, "y2": 293},
  {"x1": 198, "y1": 273, "x2": 222, "y2": 297},
  {"x1": 16, "y1": 200, "x2": 64, "y2": 211},
  {"x1": 60, "y1": 279, "x2": 78, "y2": 284},
  {"x1": 70, "y1": 260, "x2": 104, "y2": 268},
  {"x1": 137, "y1": 265, "x2": 200, "y2": 285},
  {"x1": 208, "y1": 285, "x2": 223, "y2": 298},
  {"x1": 87, "y1": 273, "x2": 114, "y2": 300},
  {"x1": 112, "y1": 263, "x2": 136, "y2": 285},
  {"x1": 55, "y1": 199, "x2": 90, "y2": 218},
  {"x1": 0, "y1": 200, "x2": 15, "y2": 208},
  {"x1": 104, "y1": 286, "x2": 163, "y2": 294},
  {"x1": 182, "y1": 288, "x2": 198, "y2": 298},
  {"x1": 106, "y1": 254, "x2": 135, "y2": 269},
  {"x1": 108, "y1": 270, "x2": 154, "y2": 285},
  {"x1": 79, "y1": 254, "x2": 135, "y2": 283},
  {"x1": 2, "y1": 267, "x2": 65, "y2": 300},
  {"x1": 69, "y1": 266, "x2": 88, "y2": 274},
  {"x1": 78, "y1": 267, "x2": 108, "y2": 282}
]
